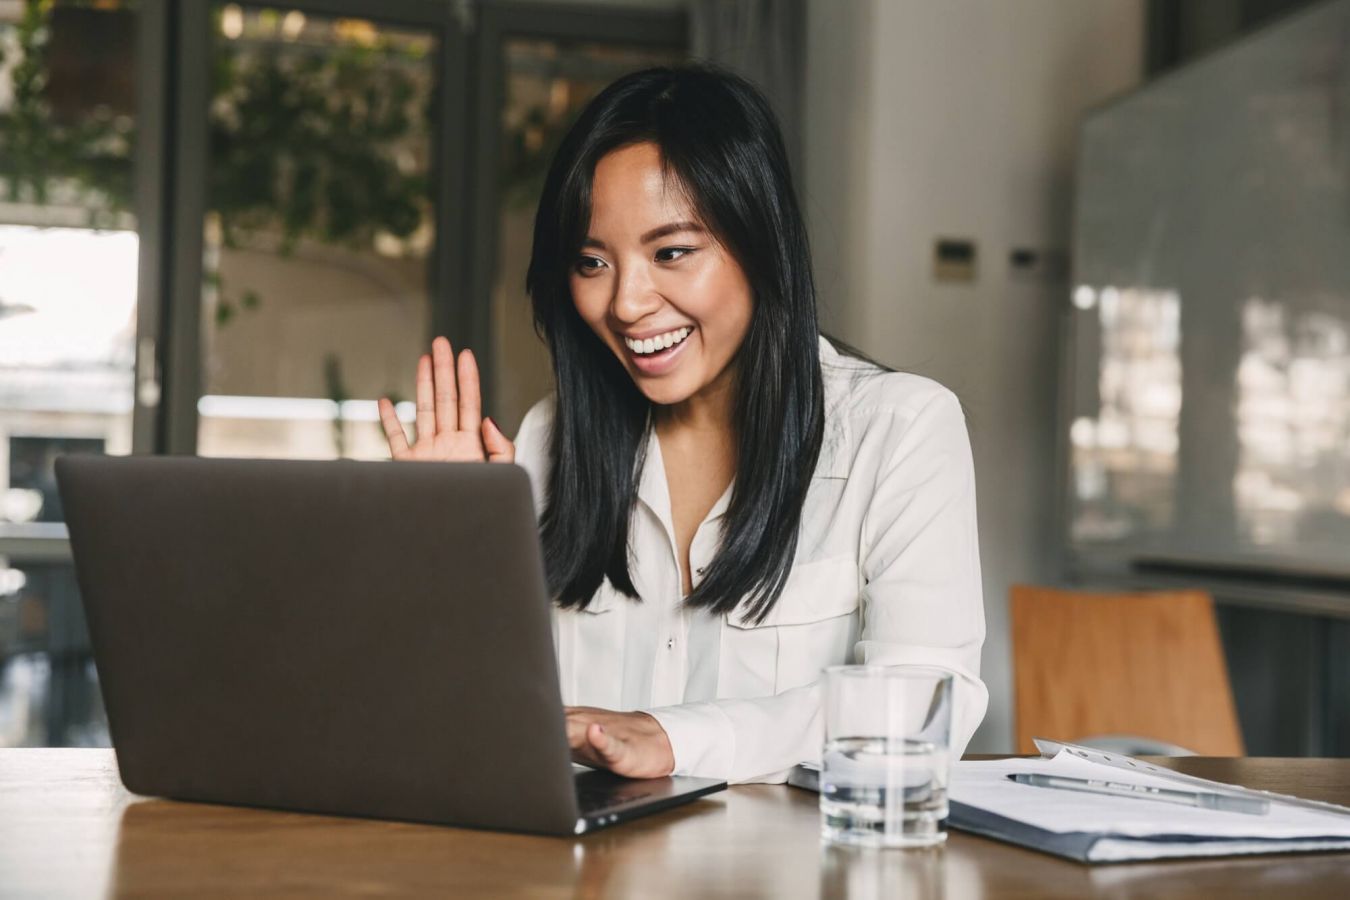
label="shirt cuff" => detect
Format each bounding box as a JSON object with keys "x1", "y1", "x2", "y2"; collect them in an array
[{"x1": 643, "y1": 700, "x2": 737, "y2": 779}]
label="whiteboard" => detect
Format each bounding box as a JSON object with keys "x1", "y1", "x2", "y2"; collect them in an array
[{"x1": 1066, "y1": 0, "x2": 1350, "y2": 577}]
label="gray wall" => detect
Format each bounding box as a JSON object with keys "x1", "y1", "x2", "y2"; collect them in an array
[{"x1": 800, "y1": 0, "x2": 1146, "y2": 751}]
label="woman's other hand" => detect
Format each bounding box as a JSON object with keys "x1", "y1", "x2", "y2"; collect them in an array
[
  {"x1": 565, "y1": 706, "x2": 676, "y2": 778},
  {"x1": 378, "y1": 336, "x2": 514, "y2": 463}
]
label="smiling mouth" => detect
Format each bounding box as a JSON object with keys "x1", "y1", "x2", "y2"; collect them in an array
[{"x1": 623, "y1": 327, "x2": 692, "y2": 356}]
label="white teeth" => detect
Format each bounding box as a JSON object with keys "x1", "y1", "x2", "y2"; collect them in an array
[{"x1": 625, "y1": 327, "x2": 691, "y2": 355}]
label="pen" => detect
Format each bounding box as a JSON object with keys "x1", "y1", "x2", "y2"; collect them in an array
[{"x1": 1007, "y1": 772, "x2": 1270, "y2": 816}]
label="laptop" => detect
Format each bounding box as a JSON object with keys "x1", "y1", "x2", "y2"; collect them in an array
[{"x1": 54, "y1": 454, "x2": 726, "y2": 836}]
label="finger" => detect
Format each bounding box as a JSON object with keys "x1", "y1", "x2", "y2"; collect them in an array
[
  {"x1": 378, "y1": 397, "x2": 411, "y2": 458},
  {"x1": 565, "y1": 713, "x2": 591, "y2": 748},
  {"x1": 482, "y1": 417, "x2": 515, "y2": 464},
  {"x1": 457, "y1": 349, "x2": 482, "y2": 433},
  {"x1": 415, "y1": 354, "x2": 435, "y2": 443},
  {"x1": 588, "y1": 723, "x2": 627, "y2": 765},
  {"x1": 431, "y1": 336, "x2": 458, "y2": 434}
]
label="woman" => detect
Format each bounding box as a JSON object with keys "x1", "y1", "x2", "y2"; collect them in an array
[{"x1": 377, "y1": 64, "x2": 987, "y2": 784}]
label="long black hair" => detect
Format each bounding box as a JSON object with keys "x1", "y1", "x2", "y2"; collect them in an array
[{"x1": 525, "y1": 64, "x2": 824, "y2": 625}]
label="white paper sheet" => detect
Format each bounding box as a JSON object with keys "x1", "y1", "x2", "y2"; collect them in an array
[{"x1": 950, "y1": 751, "x2": 1350, "y2": 842}]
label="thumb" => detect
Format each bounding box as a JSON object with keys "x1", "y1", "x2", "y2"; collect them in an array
[
  {"x1": 482, "y1": 417, "x2": 515, "y2": 463},
  {"x1": 589, "y1": 723, "x2": 628, "y2": 767}
]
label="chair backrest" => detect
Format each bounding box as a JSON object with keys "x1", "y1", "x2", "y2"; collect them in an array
[{"x1": 1010, "y1": 585, "x2": 1245, "y2": 755}]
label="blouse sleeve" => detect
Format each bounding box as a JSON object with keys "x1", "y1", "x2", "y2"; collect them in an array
[
  {"x1": 512, "y1": 397, "x2": 555, "y2": 518},
  {"x1": 850, "y1": 391, "x2": 988, "y2": 762},
  {"x1": 644, "y1": 389, "x2": 988, "y2": 783}
]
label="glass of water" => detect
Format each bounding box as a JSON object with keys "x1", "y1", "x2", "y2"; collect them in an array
[{"x1": 820, "y1": 665, "x2": 954, "y2": 848}]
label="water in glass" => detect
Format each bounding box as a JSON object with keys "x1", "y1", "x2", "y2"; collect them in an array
[{"x1": 821, "y1": 736, "x2": 949, "y2": 848}]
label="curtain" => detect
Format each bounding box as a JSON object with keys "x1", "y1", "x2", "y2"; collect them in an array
[{"x1": 689, "y1": 0, "x2": 806, "y2": 184}]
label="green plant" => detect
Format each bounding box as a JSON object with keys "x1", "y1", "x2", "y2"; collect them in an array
[
  {"x1": 1, "y1": 2, "x2": 436, "y2": 323},
  {"x1": 0, "y1": 0, "x2": 134, "y2": 225},
  {"x1": 205, "y1": 9, "x2": 435, "y2": 323},
  {"x1": 207, "y1": 15, "x2": 432, "y2": 255},
  {"x1": 322, "y1": 351, "x2": 348, "y2": 457}
]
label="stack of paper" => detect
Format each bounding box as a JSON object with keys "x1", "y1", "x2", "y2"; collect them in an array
[{"x1": 948, "y1": 750, "x2": 1350, "y2": 863}]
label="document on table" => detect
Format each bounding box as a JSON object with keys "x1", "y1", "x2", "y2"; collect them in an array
[{"x1": 948, "y1": 750, "x2": 1350, "y2": 863}]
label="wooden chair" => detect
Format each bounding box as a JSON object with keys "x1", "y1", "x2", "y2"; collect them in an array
[{"x1": 1010, "y1": 585, "x2": 1245, "y2": 756}]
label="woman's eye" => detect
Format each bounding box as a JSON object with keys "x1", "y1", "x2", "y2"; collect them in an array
[
  {"x1": 574, "y1": 248, "x2": 693, "y2": 274},
  {"x1": 574, "y1": 256, "x2": 605, "y2": 276},
  {"x1": 657, "y1": 247, "x2": 694, "y2": 263}
]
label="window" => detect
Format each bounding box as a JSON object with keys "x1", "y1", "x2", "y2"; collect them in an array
[{"x1": 0, "y1": 0, "x2": 686, "y2": 748}]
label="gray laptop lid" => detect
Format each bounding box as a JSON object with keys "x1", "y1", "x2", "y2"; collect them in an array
[{"x1": 56, "y1": 455, "x2": 583, "y2": 835}]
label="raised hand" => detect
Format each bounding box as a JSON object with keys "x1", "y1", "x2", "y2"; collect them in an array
[{"x1": 377, "y1": 336, "x2": 514, "y2": 463}]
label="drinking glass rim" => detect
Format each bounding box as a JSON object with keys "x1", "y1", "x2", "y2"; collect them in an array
[{"x1": 822, "y1": 664, "x2": 954, "y2": 681}]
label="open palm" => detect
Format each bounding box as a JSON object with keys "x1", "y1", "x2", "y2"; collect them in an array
[{"x1": 377, "y1": 336, "x2": 514, "y2": 463}]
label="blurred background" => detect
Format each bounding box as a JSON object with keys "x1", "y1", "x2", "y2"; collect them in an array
[{"x1": 1, "y1": 0, "x2": 1347, "y2": 757}]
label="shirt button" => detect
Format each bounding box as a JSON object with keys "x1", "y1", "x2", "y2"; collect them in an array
[
  {"x1": 667, "y1": 638, "x2": 674, "y2": 649},
  {"x1": 695, "y1": 566, "x2": 706, "y2": 575}
]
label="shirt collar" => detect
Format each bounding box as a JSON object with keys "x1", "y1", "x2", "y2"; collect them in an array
[
  {"x1": 635, "y1": 334, "x2": 853, "y2": 522},
  {"x1": 636, "y1": 418, "x2": 673, "y2": 526},
  {"x1": 816, "y1": 335, "x2": 854, "y2": 479},
  {"x1": 636, "y1": 417, "x2": 736, "y2": 527}
]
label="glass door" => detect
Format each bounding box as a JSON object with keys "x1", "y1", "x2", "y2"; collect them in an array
[
  {"x1": 0, "y1": 0, "x2": 151, "y2": 746},
  {"x1": 0, "y1": 0, "x2": 684, "y2": 748},
  {"x1": 166, "y1": 0, "x2": 466, "y2": 459}
]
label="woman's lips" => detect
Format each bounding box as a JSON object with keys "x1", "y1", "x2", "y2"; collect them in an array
[{"x1": 624, "y1": 328, "x2": 693, "y2": 376}]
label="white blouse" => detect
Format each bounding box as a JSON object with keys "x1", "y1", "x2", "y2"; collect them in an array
[{"x1": 512, "y1": 336, "x2": 988, "y2": 784}]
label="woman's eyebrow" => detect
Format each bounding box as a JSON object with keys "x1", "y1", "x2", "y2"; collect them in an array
[{"x1": 581, "y1": 221, "x2": 705, "y2": 250}]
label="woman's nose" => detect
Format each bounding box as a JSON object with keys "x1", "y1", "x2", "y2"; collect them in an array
[{"x1": 609, "y1": 264, "x2": 664, "y2": 323}]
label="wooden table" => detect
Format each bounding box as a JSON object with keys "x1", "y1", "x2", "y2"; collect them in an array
[{"x1": 3, "y1": 751, "x2": 1349, "y2": 898}]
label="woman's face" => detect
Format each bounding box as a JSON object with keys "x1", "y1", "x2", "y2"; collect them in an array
[{"x1": 569, "y1": 141, "x2": 753, "y2": 409}]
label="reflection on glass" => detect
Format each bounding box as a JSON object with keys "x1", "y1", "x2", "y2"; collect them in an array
[
  {"x1": 198, "y1": 5, "x2": 437, "y2": 459},
  {"x1": 492, "y1": 38, "x2": 685, "y2": 433},
  {"x1": 1070, "y1": 288, "x2": 1181, "y2": 543},
  {"x1": 1235, "y1": 298, "x2": 1350, "y2": 550},
  {"x1": 1, "y1": 1, "x2": 138, "y2": 521},
  {"x1": 0, "y1": 561, "x2": 107, "y2": 747},
  {"x1": 0, "y1": 1, "x2": 133, "y2": 747}
]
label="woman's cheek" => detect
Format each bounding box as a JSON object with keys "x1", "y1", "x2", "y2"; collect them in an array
[{"x1": 568, "y1": 278, "x2": 603, "y2": 328}]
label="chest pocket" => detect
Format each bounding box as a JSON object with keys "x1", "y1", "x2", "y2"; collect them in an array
[
  {"x1": 556, "y1": 585, "x2": 625, "y2": 709},
  {"x1": 718, "y1": 557, "x2": 861, "y2": 698}
]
